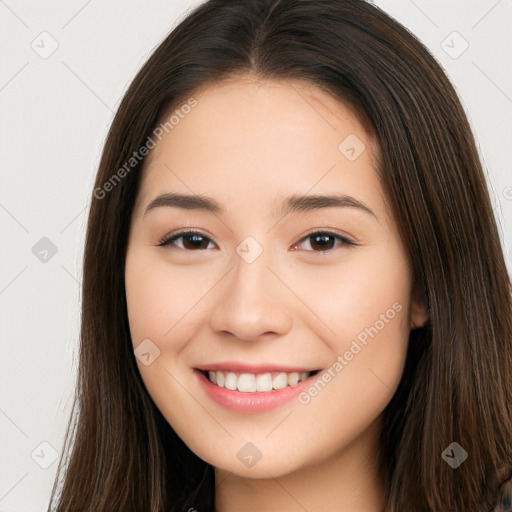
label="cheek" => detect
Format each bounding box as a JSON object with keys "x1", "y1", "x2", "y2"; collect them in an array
[
  {"x1": 125, "y1": 257, "x2": 168, "y2": 345},
  {"x1": 289, "y1": 242, "x2": 411, "y2": 338},
  {"x1": 290, "y1": 244, "x2": 412, "y2": 403},
  {"x1": 125, "y1": 250, "x2": 210, "y2": 346}
]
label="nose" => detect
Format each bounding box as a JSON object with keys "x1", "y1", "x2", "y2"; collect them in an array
[{"x1": 209, "y1": 244, "x2": 293, "y2": 341}]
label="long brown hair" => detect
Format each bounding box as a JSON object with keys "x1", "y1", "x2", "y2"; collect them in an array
[{"x1": 48, "y1": 0, "x2": 512, "y2": 510}]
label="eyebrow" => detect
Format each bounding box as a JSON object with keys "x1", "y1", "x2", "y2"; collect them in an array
[{"x1": 143, "y1": 192, "x2": 376, "y2": 219}]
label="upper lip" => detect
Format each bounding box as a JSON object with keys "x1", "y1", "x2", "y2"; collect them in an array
[{"x1": 195, "y1": 362, "x2": 320, "y2": 374}]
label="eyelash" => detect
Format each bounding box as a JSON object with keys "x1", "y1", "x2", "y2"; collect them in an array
[{"x1": 157, "y1": 229, "x2": 357, "y2": 253}]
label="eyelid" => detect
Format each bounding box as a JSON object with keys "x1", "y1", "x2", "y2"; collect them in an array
[
  {"x1": 297, "y1": 229, "x2": 356, "y2": 247},
  {"x1": 158, "y1": 229, "x2": 216, "y2": 249},
  {"x1": 157, "y1": 229, "x2": 357, "y2": 252}
]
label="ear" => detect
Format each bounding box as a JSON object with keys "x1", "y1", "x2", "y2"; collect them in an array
[{"x1": 410, "y1": 286, "x2": 429, "y2": 329}]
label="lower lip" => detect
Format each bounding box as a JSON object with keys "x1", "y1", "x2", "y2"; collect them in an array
[{"x1": 194, "y1": 369, "x2": 320, "y2": 414}]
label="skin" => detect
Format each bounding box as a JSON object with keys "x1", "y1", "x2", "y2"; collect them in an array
[{"x1": 125, "y1": 74, "x2": 428, "y2": 512}]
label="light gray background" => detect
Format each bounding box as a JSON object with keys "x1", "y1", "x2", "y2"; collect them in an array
[{"x1": 1, "y1": 1, "x2": 511, "y2": 510}]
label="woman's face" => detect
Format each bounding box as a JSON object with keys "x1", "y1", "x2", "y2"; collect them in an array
[{"x1": 125, "y1": 76, "x2": 427, "y2": 479}]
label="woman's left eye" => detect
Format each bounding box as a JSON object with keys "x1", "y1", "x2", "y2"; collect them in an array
[
  {"x1": 294, "y1": 231, "x2": 356, "y2": 252},
  {"x1": 157, "y1": 230, "x2": 356, "y2": 252}
]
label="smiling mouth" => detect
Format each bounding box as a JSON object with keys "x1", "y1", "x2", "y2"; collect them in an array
[{"x1": 199, "y1": 369, "x2": 321, "y2": 393}]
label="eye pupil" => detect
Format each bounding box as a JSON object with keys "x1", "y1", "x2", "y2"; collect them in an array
[
  {"x1": 184, "y1": 234, "x2": 209, "y2": 250},
  {"x1": 310, "y1": 234, "x2": 335, "y2": 251}
]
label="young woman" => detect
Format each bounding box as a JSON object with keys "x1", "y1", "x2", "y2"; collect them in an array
[{"x1": 48, "y1": 0, "x2": 512, "y2": 511}]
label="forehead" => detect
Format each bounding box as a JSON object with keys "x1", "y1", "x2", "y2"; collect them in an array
[
  {"x1": 146, "y1": 75, "x2": 378, "y2": 163},
  {"x1": 135, "y1": 76, "x2": 383, "y2": 220}
]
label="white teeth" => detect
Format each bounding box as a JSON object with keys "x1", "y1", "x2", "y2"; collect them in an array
[
  {"x1": 206, "y1": 369, "x2": 314, "y2": 392},
  {"x1": 272, "y1": 372, "x2": 287, "y2": 390},
  {"x1": 287, "y1": 372, "x2": 299, "y2": 386},
  {"x1": 224, "y1": 372, "x2": 237, "y2": 390},
  {"x1": 237, "y1": 373, "x2": 256, "y2": 392},
  {"x1": 256, "y1": 373, "x2": 273, "y2": 392}
]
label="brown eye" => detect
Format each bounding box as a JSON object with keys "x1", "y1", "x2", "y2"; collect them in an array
[
  {"x1": 158, "y1": 230, "x2": 356, "y2": 253},
  {"x1": 294, "y1": 231, "x2": 356, "y2": 252},
  {"x1": 158, "y1": 231, "x2": 216, "y2": 250}
]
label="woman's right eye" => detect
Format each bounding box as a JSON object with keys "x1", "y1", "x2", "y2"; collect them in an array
[{"x1": 158, "y1": 230, "x2": 216, "y2": 251}]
